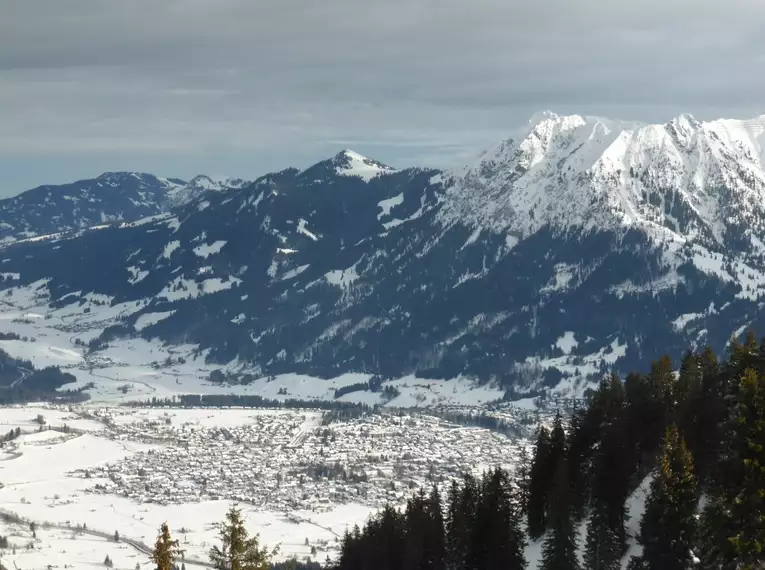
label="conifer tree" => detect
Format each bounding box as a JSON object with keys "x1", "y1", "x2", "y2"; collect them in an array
[
  {"x1": 630, "y1": 425, "x2": 697, "y2": 570},
  {"x1": 210, "y1": 506, "x2": 272, "y2": 570},
  {"x1": 693, "y1": 346, "x2": 724, "y2": 486},
  {"x1": 337, "y1": 526, "x2": 363, "y2": 570},
  {"x1": 696, "y1": 363, "x2": 765, "y2": 570},
  {"x1": 151, "y1": 522, "x2": 181, "y2": 570},
  {"x1": 725, "y1": 368, "x2": 765, "y2": 568},
  {"x1": 676, "y1": 350, "x2": 701, "y2": 407},
  {"x1": 540, "y1": 458, "x2": 580, "y2": 570},
  {"x1": 469, "y1": 469, "x2": 526, "y2": 570},
  {"x1": 528, "y1": 413, "x2": 567, "y2": 540},
  {"x1": 444, "y1": 479, "x2": 462, "y2": 570},
  {"x1": 549, "y1": 412, "x2": 567, "y2": 464},
  {"x1": 374, "y1": 504, "x2": 407, "y2": 570},
  {"x1": 645, "y1": 356, "x2": 676, "y2": 452},
  {"x1": 569, "y1": 374, "x2": 626, "y2": 520},
  {"x1": 584, "y1": 410, "x2": 631, "y2": 570},
  {"x1": 515, "y1": 445, "x2": 532, "y2": 516},
  {"x1": 695, "y1": 500, "x2": 738, "y2": 570},
  {"x1": 584, "y1": 498, "x2": 622, "y2": 570},
  {"x1": 403, "y1": 488, "x2": 444, "y2": 570},
  {"x1": 566, "y1": 406, "x2": 592, "y2": 521},
  {"x1": 445, "y1": 474, "x2": 478, "y2": 570},
  {"x1": 527, "y1": 426, "x2": 552, "y2": 539},
  {"x1": 426, "y1": 485, "x2": 446, "y2": 570}
]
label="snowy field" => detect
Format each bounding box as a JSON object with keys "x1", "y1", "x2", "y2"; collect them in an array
[{"x1": 0, "y1": 407, "x2": 369, "y2": 567}]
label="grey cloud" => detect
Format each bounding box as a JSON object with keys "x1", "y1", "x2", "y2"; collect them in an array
[{"x1": 1, "y1": 0, "x2": 765, "y2": 194}]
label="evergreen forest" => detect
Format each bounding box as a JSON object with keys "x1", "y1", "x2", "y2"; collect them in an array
[{"x1": 327, "y1": 332, "x2": 765, "y2": 570}]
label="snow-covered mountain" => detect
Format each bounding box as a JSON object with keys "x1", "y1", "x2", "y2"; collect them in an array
[
  {"x1": 440, "y1": 111, "x2": 765, "y2": 252},
  {"x1": 0, "y1": 172, "x2": 248, "y2": 244},
  {"x1": 2, "y1": 114, "x2": 765, "y2": 398},
  {"x1": 165, "y1": 175, "x2": 248, "y2": 208}
]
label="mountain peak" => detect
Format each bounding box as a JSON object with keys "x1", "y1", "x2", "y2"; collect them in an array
[
  {"x1": 332, "y1": 149, "x2": 395, "y2": 182},
  {"x1": 300, "y1": 150, "x2": 396, "y2": 183},
  {"x1": 187, "y1": 175, "x2": 222, "y2": 191},
  {"x1": 527, "y1": 110, "x2": 559, "y2": 126}
]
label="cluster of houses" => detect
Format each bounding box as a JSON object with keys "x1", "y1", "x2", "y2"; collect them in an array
[{"x1": 72, "y1": 408, "x2": 528, "y2": 512}]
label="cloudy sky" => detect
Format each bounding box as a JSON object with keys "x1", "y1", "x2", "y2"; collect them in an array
[{"x1": 1, "y1": 0, "x2": 763, "y2": 196}]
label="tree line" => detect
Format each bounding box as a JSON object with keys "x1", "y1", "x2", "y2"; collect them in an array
[
  {"x1": 131, "y1": 394, "x2": 373, "y2": 425},
  {"x1": 328, "y1": 331, "x2": 765, "y2": 570}
]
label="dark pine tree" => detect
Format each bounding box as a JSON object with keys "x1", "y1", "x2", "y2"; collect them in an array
[
  {"x1": 515, "y1": 444, "x2": 532, "y2": 517},
  {"x1": 540, "y1": 458, "x2": 580, "y2": 570},
  {"x1": 445, "y1": 474, "x2": 479, "y2": 570},
  {"x1": 403, "y1": 492, "x2": 428, "y2": 570},
  {"x1": 528, "y1": 412, "x2": 568, "y2": 540},
  {"x1": 426, "y1": 485, "x2": 446, "y2": 570},
  {"x1": 584, "y1": 402, "x2": 631, "y2": 570},
  {"x1": 723, "y1": 367, "x2": 765, "y2": 568},
  {"x1": 584, "y1": 499, "x2": 622, "y2": 570},
  {"x1": 630, "y1": 425, "x2": 697, "y2": 570},
  {"x1": 471, "y1": 468, "x2": 526, "y2": 570},
  {"x1": 695, "y1": 499, "x2": 738, "y2": 570},
  {"x1": 569, "y1": 373, "x2": 627, "y2": 521},
  {"x1": 527, "y1": 426, "x2": 553, "y2": 540},
  {"x1": 402, "y1": 487, "x2": 445, "y2": 570},
  {"x1": 367, "y1": 505, "x2": 406, "y2": 570}
]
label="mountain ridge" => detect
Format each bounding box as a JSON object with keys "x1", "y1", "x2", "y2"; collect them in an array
[
  {"x1": 439, "y1": 111, "x2": 765, "y2": 252},
  {"x1": 1, "y1": 112, "x2": 765, "y2": 400},
  {"x1": 0, "y1": 149, "x2": 398, "y2": 247},
  {"x1": 0, "y1": 171, "x2": 249, "y2": 245}
]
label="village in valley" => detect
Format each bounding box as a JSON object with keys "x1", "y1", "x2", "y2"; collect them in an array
[
  {"x1": 0, "y1": 402, "x2": 546, "y2": 569},
  {"x1": 0, "y1": 281, "x2": 559, "y2": 569},
  {"x1": 72, "y1": 407, "x2": 535, "y2": 510}
]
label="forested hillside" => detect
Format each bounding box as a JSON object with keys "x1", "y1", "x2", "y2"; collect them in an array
[
  {"x1": 328, "y1": 332, "x2": 765, "y2": 570},
  {"x1": 0, "y1": 345, "x2": 86, "y2": 404}
]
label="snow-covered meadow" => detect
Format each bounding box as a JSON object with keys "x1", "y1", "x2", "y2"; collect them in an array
[{"x1": 0, "y1": 406, "x2": 377, "y2": 567}]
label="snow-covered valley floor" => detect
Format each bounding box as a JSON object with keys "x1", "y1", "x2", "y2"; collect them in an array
[
  {"x1": 0, "y1": 402, "x2": 653, "y2": 570},
  {"x1": 0, "y1": 404, "x2": 531, "y2": 569}
]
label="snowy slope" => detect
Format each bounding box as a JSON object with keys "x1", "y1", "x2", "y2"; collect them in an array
[
  {"x1": 301, "y1": 150, "x2": 397, "y2": 183},
  {"x1": 333, "y1": 149, "x2": 397, "y2": 182},
  {"x1": 165, "y1": 175, "x2": 248, "y2": 208}
]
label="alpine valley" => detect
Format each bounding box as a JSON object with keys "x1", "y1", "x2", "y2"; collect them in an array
[{"x1": 3, "y1": 111, "x2": 765, "y2": 403}]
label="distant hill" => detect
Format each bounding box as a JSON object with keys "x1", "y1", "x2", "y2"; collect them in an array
[{"x1": 0, "y1": 172, "x2": 247, "y2": 245}]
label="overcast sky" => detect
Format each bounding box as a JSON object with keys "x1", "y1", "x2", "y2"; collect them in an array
[{"x1": 2, "y1": 0, "x2": 764, "y2": 196}]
